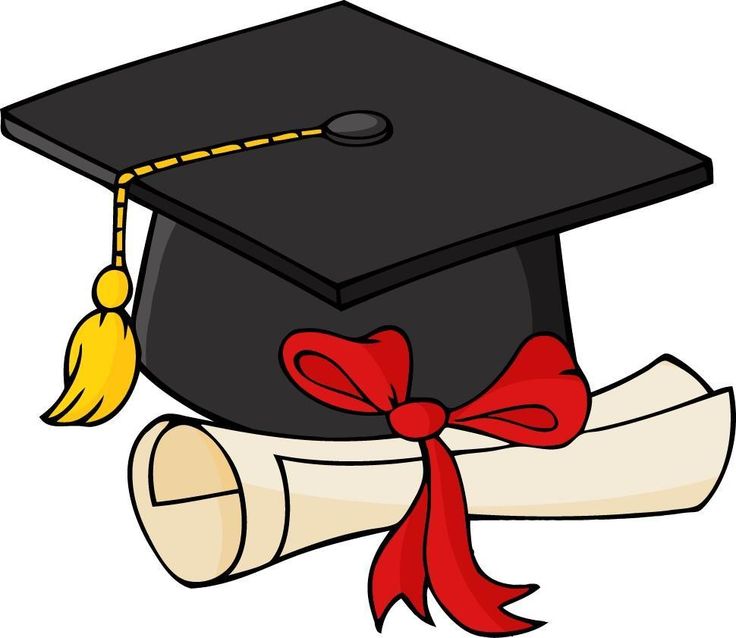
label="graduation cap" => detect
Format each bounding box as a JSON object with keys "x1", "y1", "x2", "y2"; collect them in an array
[
  {"x1": 3, "y1": 3, "x2": 718, "y2": 635},
  {"x1": 1, "y1": 1, "x2": 710, "y2": 435}
]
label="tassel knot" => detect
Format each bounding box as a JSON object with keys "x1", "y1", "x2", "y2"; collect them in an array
[{"x1": 93, "y1": 266, "x2": 131, "y2": 310}]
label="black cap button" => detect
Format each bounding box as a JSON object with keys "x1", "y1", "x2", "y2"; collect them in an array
[{"x1": 323, "y1": 111, "x2": 392, "y2": 146}]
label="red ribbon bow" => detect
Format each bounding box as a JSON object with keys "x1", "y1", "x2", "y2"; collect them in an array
[{"x1": 280, "y1": 327, "x2": 590, "y2": 636}]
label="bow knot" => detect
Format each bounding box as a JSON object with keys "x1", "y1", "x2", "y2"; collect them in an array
[
  {"x1": 388, "y1": 399, "x2": 447, "y2": 440},
  {"x1": 280, "y1": 327, "x2": 590, "y2": 636}
]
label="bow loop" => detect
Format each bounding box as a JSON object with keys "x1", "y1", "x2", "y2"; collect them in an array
[
  {"x1": 280, "y1": 327, "x2": 410, "y2": 414},
  {"x1": 449, "y1": 335, "x2": 590, "y2": 448}
]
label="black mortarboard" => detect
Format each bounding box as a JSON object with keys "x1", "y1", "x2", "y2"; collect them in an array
[{"x1": 1, "y1": 2, "x2": 711, "y2": 438}]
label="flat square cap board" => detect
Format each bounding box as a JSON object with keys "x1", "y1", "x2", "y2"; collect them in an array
[
  {"x1": 2, "y1": 2, "x2": 712, "y2": 437},
  {"x1": 2, "y1": 2, "x2": 710, "y2": 306}
]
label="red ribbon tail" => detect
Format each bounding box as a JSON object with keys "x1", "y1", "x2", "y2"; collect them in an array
[
  {"x1": 369, "y1": 484, "x2": 433, "y2": 630},
  {"x1": 424, "y1": 439, "x2": 544, "y2": 636}
]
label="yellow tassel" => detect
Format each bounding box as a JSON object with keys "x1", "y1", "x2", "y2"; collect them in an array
[
  {"x1": 42, "y1": 267, "x2": 139, "y2": 426},
  {"x1": 40, "y1": 122, "x2": 327, "y2": 425}
]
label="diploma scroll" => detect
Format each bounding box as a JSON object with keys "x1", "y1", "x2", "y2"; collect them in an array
[{"x1": 129, "y1": 356, "x2": 734, "y2": 586}]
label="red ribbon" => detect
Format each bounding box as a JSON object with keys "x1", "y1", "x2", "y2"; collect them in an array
[{"x1": 280, "y1": 327, "x2": 590, "y2": 636}]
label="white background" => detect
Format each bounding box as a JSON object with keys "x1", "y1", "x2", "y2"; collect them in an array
[{"x1": 1, "y1": 1, "x2": 734, "y2": 636}]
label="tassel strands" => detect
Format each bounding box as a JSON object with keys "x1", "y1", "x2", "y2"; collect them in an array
[{"x1": 42, "y1": 125, "x2": 325, "y2": 425}]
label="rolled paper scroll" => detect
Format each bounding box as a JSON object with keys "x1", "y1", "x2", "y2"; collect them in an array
[{"x1": 129, "y1": 355, "x2": 734, "y2": 586}]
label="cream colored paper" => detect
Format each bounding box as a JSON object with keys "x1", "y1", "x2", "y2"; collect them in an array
[{"x1": 129, "y1": 357, "x2": 733, "y2": 585}]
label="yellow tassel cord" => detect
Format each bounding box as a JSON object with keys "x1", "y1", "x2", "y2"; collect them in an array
[{"x1": 43, "y1": 126, "x2": 324, "y2": 425}]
